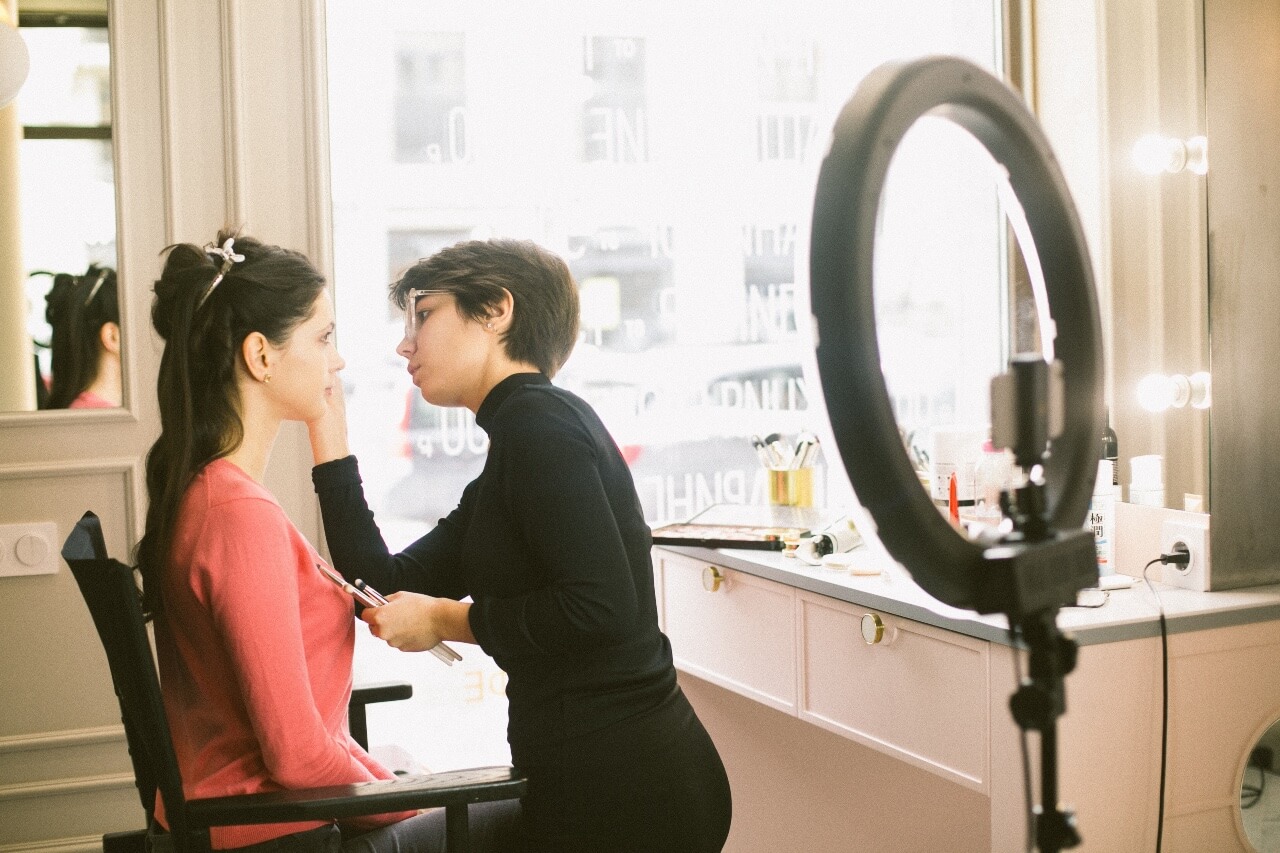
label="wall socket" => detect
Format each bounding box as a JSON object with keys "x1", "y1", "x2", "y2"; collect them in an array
[
  {"x1": 0, "y1": 521, "x2": 59, "y2": 577},
  {"x1": 1159, "y1": 515, "x2": 1211, "y2": 591}
]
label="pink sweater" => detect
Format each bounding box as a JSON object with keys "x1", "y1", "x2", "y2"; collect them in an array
[{"x1": 154, "y1": 458, "x2": 411, "y2": 849}]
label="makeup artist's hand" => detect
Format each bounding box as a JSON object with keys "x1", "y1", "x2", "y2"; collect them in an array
[
  {"x1": 308, "y1": 377, "x2": 350, "y2": 464},
  {"x1": 361, "y1": 592, "x2": 475, "y2": 652}
]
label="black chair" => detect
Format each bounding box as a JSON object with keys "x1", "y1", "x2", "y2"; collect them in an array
[{"x1": 63, "y1": 511, "x2": 524, "y2": 853}]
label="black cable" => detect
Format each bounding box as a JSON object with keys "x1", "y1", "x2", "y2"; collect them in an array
[{"x1": 1142, "y1": 553, "x2": 1184, "y2": 853}]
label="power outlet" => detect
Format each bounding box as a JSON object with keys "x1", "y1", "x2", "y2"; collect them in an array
[{"x1": 1159, "y1": 516, "x2": 1211, "y2": 591}]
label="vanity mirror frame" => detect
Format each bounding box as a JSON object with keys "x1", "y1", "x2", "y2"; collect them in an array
[{"x1": 0, "y1": 1, "x2": 132, "y2": 425}]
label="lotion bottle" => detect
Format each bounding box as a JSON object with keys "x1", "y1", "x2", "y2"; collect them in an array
[{"x1": 1088, "y1": 459, "x2": 1116, "y2": 576}]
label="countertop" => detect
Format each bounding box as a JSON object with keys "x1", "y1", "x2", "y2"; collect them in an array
[{"x1": 657, "y1": 543, "x2": 1280, "y2": 646}]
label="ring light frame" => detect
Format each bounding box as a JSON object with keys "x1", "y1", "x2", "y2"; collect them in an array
[{"x1": 810, "y1": 56, "x2": 1103, "y2": 614}]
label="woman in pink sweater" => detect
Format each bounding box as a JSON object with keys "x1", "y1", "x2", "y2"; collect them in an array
[{"x1": 135, "y1": 232, "x2": 445, "y2": 852}]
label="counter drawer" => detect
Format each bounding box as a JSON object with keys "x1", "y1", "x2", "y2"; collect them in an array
[
  {"x1": 797, "y1": 590, "x2": 990, "y2": 790},
  {"x1": 660, "y1": 552, "x2": 797, "y2": 714}
]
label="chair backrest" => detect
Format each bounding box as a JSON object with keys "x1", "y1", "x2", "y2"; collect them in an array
[{"x1": 62, "y1": 511, "x2": 199, "y2": 847}]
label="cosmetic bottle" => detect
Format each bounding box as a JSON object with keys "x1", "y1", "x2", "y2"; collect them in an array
[
  {"x1": 974, "y1": 440, "x2": 1011, "y2": 522},
  {"x1": 1088, "y1": 459, "x2": 1116, "y2": 575},
  {"x1": 1129, "y1": 454, "x2": 1165, "y2": 507},
  {"x1": 1100, "y1": 408, "x2": 1119, "y2": 486}
]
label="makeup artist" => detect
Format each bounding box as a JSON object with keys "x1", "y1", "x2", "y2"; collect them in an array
[{"x1": 308, "y1": 238, "x2": 732, "y2": 853}]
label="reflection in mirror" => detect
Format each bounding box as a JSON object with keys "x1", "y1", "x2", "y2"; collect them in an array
[
  {"x1": 875, "y1": 117, "x2": 1045, "y2": 539},
  {"x1": 1241, "y1": 716, "x2": 1280, "y2": 851},
  {"x1": 0, "y1": 6, "x2": 119, "y2": 413}
]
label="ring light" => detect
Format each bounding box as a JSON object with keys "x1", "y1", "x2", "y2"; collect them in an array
[{"x1": 810, "y1": 55, "x2": 1103, "y2": 616}]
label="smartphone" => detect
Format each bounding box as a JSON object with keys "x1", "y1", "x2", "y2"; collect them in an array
[{"x1": 316, "y1": 562, "x2": 384, "y2": 609}]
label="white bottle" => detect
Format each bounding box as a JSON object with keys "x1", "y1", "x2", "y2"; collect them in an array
[{"x1": 1088, "y1": 459, "x2": 1116, "y2": 576}]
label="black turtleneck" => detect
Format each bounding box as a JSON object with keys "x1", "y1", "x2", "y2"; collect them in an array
[{"x1": 312, "y1": 372, "x2": 674, "y2": 764}]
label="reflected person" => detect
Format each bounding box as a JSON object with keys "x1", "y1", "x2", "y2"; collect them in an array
[
  {"x1": 309, "y1": 239, "x2": 733, "y2": 852},
  {"x1": 42, "y1": 265, "x2": 121, "y2": 408}
]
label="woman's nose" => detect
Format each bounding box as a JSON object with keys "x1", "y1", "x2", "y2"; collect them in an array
[{"x1": 396, "y1": 335, "x2": 414, "y2": 359}]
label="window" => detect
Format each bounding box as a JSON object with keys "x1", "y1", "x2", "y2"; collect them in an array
[{"x1": 326, "y1": 0, "x2": 1004, "y2": 770}]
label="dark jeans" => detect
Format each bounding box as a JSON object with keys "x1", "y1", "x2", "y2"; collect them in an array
[{"x1": 147, "y1": 824, "x2": 340, "y2": 853}]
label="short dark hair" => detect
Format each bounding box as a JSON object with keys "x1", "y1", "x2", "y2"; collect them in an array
[{"x1": 391, "y1": 239, "x2": 580, "y2": 377}]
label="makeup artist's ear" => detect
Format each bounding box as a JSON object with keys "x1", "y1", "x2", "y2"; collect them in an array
[
  {"x1": 486, "y1": 288, "x2": 516, "y2": 333},
  {"x1": 240, "y1": 331, "x2": 273, "y2": 382}
]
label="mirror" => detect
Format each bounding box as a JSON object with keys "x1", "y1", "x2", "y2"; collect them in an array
[
  {"x1": 1241, "y1": 716, "x2": 1280, "y2": 851},
  {"x1": 1106, "y1": 0, "x2": 1211, "y2": 514},
  {"x1": 875, "y1": 116, "x2": 1043, "y2": 533},
  {"x1": 0, "y1": 2, "x2": 120, "y2": 413}
]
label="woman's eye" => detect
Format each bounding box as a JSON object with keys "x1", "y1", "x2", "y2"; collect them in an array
[{"x1": 415, "y1": 310, "x2": 430, "y2": 323}]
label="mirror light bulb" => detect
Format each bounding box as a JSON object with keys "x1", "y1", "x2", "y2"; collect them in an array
[
  {"x1": 1137, "y1": 373, "x2": 1177, "y2": 412},
  {"x1": 1137, "y1": 372, "x2": 1212, "y2": 412},
  {"x1": 0, "y1": 11, "x2": 31, "y2": 110},
  {"x1": 1132, "y1": 133, "x2": 1208, "y2": 176}
]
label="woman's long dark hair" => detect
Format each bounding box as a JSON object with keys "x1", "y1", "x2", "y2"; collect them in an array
[
  {"x1": 43, "y1": 265, "x2": 119, "y2": 409},
  {"x1": 135, "y1": 230, "x2": 325, "y2": 614}
]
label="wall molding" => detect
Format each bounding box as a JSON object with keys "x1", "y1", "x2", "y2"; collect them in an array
[
  {"x1": 0, "y1": 456, "x2": 141, "y2": 540},
  {"x1": 0, "y1": 836, "x2": 103, "y2": 853},
  {"x1": 0, "y1": 772, "x2": 135, "y2": 803},
  {"x1": 0, "y1": 725, "x2": 126, "y2": 756}
]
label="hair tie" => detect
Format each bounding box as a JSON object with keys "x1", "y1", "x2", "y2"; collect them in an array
[
  {"x1": 197, "y1": 237, "x2": 246, "y2": 309},
  {"x1": 83, "y1": 269, "x2": 109, "y2": 306}
]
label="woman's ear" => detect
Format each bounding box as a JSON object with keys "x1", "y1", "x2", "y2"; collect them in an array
[
  {"x1": 240, "y1": 331, "x2": 273, "y2": 382},
  {"x1": 99, "y1": 322, "x2": 121, "y2": 355},
  {"x1": 487, "y1": 288, "x2": 516, "y2": 332}
]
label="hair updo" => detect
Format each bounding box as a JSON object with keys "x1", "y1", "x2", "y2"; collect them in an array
[{"x1": 138, "y1": 230, "x2": 325, "y2": 613}]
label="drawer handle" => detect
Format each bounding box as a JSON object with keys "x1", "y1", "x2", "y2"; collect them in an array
[
  {"x1": 861, "y1": 612, "x2": 893, "y2": 645},
  {"x1": 701, "y1": 565, "x2": 727, "y2": 593}
]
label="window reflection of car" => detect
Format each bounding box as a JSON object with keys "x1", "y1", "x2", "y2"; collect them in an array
[
  {"x1": 385, "y1": 392, "x2": 488, "y2": 523},
  {"x1": 388, "y1": 344, "x2": 814, "y2": 527}
]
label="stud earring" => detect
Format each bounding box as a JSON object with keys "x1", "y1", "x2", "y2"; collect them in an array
[
  {"x1": 485, "y1": 322, "x2": 494, "y2": 330},
  {"x1": 262, "y1": 373, "x2": 272, "y2": 384}
]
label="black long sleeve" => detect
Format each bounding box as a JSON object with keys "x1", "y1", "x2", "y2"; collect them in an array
[{"x1": 313, "y1": 373, "x2": 674, "y2": 762}]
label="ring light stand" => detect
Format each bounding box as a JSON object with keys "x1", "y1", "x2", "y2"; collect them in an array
[{"x1": 809, "y1": 57, "x2": 1103, "y2": 852}]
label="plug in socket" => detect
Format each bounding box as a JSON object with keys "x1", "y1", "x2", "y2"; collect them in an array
[{"x1": 1159, "y1": 516, "x2": 1211, "y2": 591}]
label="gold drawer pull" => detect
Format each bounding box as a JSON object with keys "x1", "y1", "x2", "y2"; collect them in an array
[
  {"x1": 702, "y1": 565, "x2": 727, "y2": 593},
  {"x1": 861, "y1": 612, "x2": 894, "y2": 645}
]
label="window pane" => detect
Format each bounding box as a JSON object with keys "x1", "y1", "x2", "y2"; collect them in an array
[
  {"x1": 17, "y1": 27, "x2": 111, "y2": 126},
  {"x1": 326, "y1": 0, "x2": 1003, "y2": 771}
]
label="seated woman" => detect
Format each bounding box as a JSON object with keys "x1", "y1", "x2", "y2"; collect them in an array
[
  {"x1": 42, "y1": 265, "x2": 122, "y2": 408},
  {"x1": 309, "y1": 238, "x2": 733, "y2": 852},
  {"x1": 136, "y1": 232, "x2": 444, "y2": 852}
]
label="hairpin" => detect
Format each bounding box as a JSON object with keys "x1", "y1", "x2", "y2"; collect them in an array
[
  {"x1": 83, "y1": 269, "x2": 108, "y2": 306},
  {"x1": 197, "y1": 237, "x2": 246, "y2": 309}
]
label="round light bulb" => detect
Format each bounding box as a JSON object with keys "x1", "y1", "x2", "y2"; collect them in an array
[
  {"x1": 1132, "y1": 134, "x2": 1176, "y2": 176},
  {"x1": 1137, "y1": 373, "x2": 1176, "y2": 412},
  {"x1": 0, "y1": 15, "x2": 31, "y2": 109}
]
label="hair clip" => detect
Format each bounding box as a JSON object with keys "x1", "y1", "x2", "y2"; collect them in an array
[
  {"x1": 197, "y1": 237, "x2": 246, "y2": 309},
  {"x1": 83, "y1": 269, "x2": 108, "y2": 306}
]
